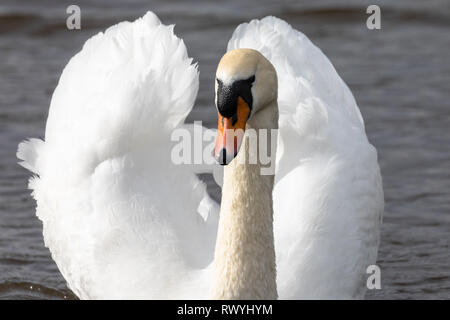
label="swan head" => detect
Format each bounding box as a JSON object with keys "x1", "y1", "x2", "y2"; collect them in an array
[{"x1": 214, "y1": 48, "x2": 277, "y2": 165}]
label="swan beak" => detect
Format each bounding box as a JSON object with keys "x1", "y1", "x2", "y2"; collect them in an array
[{"x1": 214, "y1": 97, "x2": 250, "y2": 165}]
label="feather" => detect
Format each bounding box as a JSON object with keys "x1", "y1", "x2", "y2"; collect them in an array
[{"x1": 228, "y1": 16, "x2": 383, "y2": 299}]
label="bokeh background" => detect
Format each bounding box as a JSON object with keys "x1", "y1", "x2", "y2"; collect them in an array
[{"x1": 0, "y1": 0, "x2": 449, "y2": 299}]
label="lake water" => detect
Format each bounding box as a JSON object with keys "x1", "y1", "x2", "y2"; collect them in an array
[{"x1": 0, "y1": 0, "x2": 449, "y2": 299}]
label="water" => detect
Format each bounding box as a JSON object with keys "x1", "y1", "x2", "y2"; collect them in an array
[{"x1": 1, "y1": 0, "x2": 449, "y2": 299}]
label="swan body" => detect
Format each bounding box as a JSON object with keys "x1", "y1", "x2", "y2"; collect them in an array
[{"x1": 17, "y1": 12, "x2": 383, "y2": 299}]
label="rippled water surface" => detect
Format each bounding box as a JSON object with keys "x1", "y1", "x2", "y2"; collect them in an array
[{"x1": 1, "y1": 0, "x2": 449, "y2": 299}]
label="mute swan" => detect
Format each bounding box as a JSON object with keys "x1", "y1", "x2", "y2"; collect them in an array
[{"x1": 17, "y1": 12, "x2": 383, "y2": 299}]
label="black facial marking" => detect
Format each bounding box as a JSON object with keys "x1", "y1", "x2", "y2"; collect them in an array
[
  {"x1": 216, "y1": 75, "x2": 255, "y2": 119},
  {"x1": 231, "y1": 113, "x2": 238, "y2": 126}
]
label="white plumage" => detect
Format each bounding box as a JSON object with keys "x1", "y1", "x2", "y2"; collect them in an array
[{"x1": 17, "y1": 12, "x2": 383, "y2": 299}]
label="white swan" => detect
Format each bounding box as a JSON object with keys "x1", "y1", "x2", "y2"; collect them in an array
[{"x1": 17, "y1": 12, "x2": 383, "y2": 299}]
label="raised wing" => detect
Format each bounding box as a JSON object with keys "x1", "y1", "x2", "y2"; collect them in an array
[
  {"x1": 228, "y1": 17, "x2": 383, "y2": 299},
  {"x1": 17, "y1": 12, "x2": 218, "y2": 299}
]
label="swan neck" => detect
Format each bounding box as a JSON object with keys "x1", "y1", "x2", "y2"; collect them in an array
[{"x1": 211, "y1": 101, "x2": 278, "y2": 299}]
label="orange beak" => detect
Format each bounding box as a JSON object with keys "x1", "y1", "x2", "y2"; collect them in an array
[{"x1": 214, "y1": 97, "x2": 250, "y2": 165}]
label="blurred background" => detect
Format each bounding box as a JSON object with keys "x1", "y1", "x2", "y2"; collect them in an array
[{"x1": 0, "y1": 0, "x2": 449, "y2": 299}]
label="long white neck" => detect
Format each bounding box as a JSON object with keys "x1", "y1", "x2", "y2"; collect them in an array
[{"x1": 211, "y1": 100, "x2": 278, "y2": 300}]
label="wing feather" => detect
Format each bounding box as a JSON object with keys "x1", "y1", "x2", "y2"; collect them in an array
[
  {"x1": 228, "y1": 16, "x2": 383, "y2": 299},
  {"x1": 17, "y1": 12, "x2": 218, "y2": 299}
]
